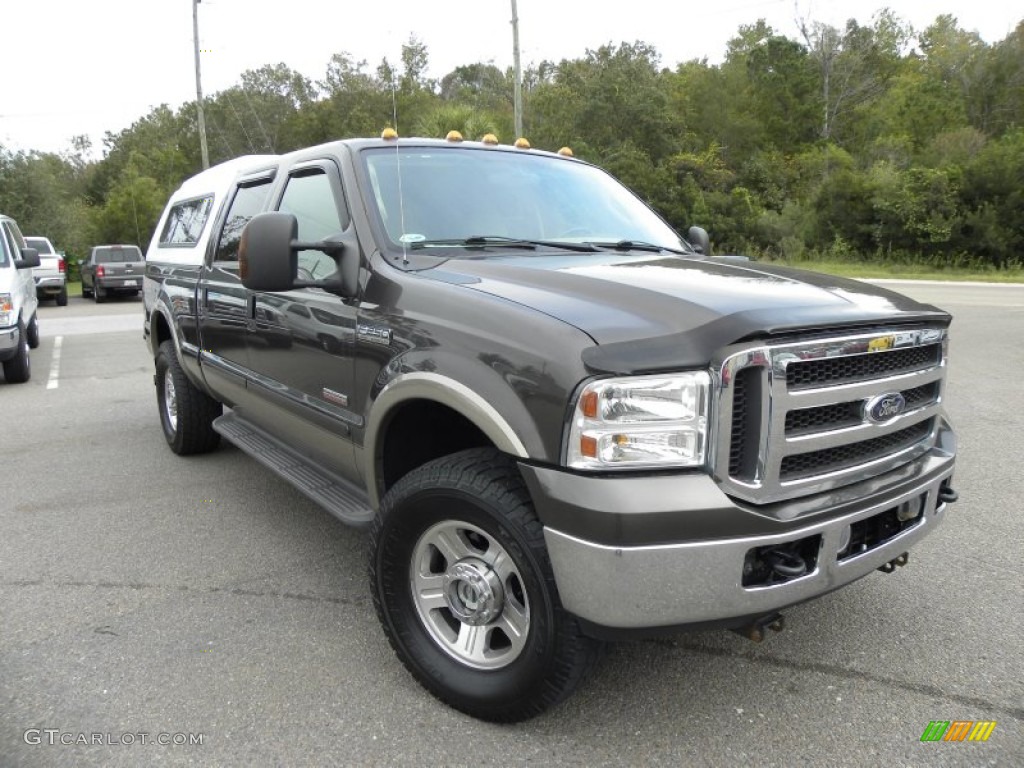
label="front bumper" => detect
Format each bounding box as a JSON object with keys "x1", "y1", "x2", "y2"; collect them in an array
[
  {"x1": 0, "y1": 323, "x2": 21, "y2": 360},
  {"x1": 523, "y1": 422, "x2": 956, "y2": 631}
]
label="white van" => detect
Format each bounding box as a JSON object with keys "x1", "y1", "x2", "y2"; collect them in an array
[{"x1": 0, "y1": 213, "x2": 41, "y2": 383}]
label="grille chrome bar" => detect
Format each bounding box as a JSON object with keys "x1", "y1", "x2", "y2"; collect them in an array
[{"x1": 713, "y1": 327, "x2": 948, "y2": 504}]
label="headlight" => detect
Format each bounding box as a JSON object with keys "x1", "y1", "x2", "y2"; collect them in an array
[
  {"x1": 567, "y1": 372, "x2": 711, "y2": 470},
  {"x1": 0, "y1": 293, "x2": 13, "y2": 327}
]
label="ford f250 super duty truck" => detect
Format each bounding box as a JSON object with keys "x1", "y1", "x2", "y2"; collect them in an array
[{"x1": 143, "y1": 134, "x2": 958, "y2": 722}]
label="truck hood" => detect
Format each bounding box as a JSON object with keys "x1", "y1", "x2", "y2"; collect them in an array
[{"x1": 427, "y1": 252, "x2": 951, "y2": 373}]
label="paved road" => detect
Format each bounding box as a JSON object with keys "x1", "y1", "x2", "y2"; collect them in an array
[{"x1": 1, "y1": 286, "x2": 1021, "y2": 766}]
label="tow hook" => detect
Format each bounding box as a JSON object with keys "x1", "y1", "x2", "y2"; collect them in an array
[
  {"x1": 764, "y1": 548, "x2": 808, "y2": 580},
  {"x1": 731, "y1": 613, "x2": 785, "y2": 643},
  {"x1": 938, "y1": 485, "x2": 959, "y2": 504},
  {"x1": 878, "y1": 552, "x2": 910, "y2": 574}
]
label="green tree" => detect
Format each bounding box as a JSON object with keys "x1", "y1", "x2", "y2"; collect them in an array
[
  {"x1": 799, "y1": 12, "x2": 909, "y2": 145},
  {"x1": 91, "y1": 162, "x2": 165, "y2": 248},
  {"x1": 957, "y1": 129, "x2": 1024, "y2": 265},
  {"x1": 411, "y1": 104, "x2": 504, "y2": 142}
]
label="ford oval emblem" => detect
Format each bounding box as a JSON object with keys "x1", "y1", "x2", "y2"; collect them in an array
[{"x1": 867, "y1": 392, "x2": 906, "y2": 423}]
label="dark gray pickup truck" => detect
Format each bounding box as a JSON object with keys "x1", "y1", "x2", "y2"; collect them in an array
[
  {"x1": 81, "y1": 244, "x2": 144, "y2": 301},
  {"x1": 143, "y1": 135, "x2": 958, "y2": 721}
]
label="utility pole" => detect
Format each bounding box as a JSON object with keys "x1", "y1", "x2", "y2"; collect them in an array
[
  {"x1": 511, "y1": 0, "x2": 523, "y2": 139},
  {"x1": 193, "y1": 0, "x2": 210, "y2": 168}
]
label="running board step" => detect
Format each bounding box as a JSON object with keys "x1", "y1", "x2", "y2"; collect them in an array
[{"x1": 213, "y1": 412, "x2": 373, "y2": 528}]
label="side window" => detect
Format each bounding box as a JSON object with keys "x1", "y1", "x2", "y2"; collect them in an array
[
  {"x1": 160, "y1": 195, "x2": 213, "y2": 247},
  {"x1": 0, "y1": 224, "x2": 12, "y2": 266},
  {"x1": 278, "y1": 169, "x2": 348, "y2": 281},
  {"x1": 5, "y1": 219, "x2": 27, "y2": 251},
  {"x1": 214, "y1": 180, "x2": 273, "y2": 263},
  {"x1": 2, "y1": 221, "x2": 25, "y2": 264}
]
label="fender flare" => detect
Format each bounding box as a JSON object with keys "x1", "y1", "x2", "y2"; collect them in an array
[{"x1": 363, "y1": 372, "x2": 532, "y2": 508}]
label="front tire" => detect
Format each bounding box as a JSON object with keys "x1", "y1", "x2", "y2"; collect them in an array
[
  {"x1": 370, "y1": 448, "x2": 600, "y2": 722},
  {"x1": 3, "y1": 321, "x2": 31, "y2": 383},
  {"x1": 26, "y1": 314, "x2": 40, "y2": 349},
  {"x1": 155, "y1": 340, "x2": 222, "y2": 454}
]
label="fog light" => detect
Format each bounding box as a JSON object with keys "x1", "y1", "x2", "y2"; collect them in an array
[{"x1": 837, "y1": 524, "x2": 851, "y2": 555}]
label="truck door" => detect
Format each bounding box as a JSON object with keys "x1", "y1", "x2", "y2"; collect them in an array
[
  {"x1": 245, "y1": 159, "x2": 360, "y2": 482},
  {"x1": 198, "y1": 175, "x2": 274, "y2": 407}
]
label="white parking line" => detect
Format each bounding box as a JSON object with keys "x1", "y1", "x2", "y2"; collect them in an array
[{"x1": 47, "y1": 336, "x2": 63, "y2": 390}]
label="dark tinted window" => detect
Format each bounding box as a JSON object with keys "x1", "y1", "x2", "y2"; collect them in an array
[
  {"x1": 160, "y1": 196, "x2": 213, "y2": 246},
  {"x1": 25, "y1": 237, "x2": 54, "y2": 254},
  {"x1": 93, "y1": 246, "x2": 143, "y2": 263},
  {"x1": 215, "y1": 181, "x2": 273, "y2": 263},
  {"x1": 278, "y1": 170, "x2": 346, "y2": 281}
]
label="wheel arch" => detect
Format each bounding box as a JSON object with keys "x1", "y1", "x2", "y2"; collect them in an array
[
  {"x1": 149, "y1": 304, "x2": 175, "y2": 357},
  {"x1": 364, "y1": 372, "x2": 535, "y2": 509}
]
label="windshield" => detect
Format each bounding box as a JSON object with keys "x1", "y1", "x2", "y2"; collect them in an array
[
  {"x1": 361, "y1": 146, "x2": 685, "y2": 252},
  {"x1": 93, "y1": 246, "x2": 142, "y2": 263},
  {"x1": 25, "y1": 237, "x2": 54, "y2": 254}
]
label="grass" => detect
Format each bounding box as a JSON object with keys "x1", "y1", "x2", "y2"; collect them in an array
[{"x1": 753, "y1": 259, "x2": 1024, "y2": 283}]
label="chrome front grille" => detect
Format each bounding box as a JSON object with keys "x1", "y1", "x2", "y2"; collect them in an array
[
  {"x1": 786, "y1": 344, "x2": 942, "y2": 389},
  {"x1": 714, "y1": 327, "x2": 948, "y2": 504}
]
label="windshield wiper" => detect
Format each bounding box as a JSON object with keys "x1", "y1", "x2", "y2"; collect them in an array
[
  {"x1": 589, "y1": 239, "x2": 688, "y2": 255},
  {"x1": 411, "y1": 236, "x2": 600, "y2": 253}
]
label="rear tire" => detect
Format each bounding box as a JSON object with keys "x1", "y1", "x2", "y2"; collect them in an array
[
  {"x1": 95, "y1": 285, "x2": 106, "y2": 303},
  {"x1": 2, "y1": 321, "x2": 31, "y2": 383},
  {"x1": 56, "y1": 286, "x2": 68, "y2": 306},
  {"x1": 155, "y1": 340, "x2": 222, "y2": 454},
  {"x1": 370, "y1": 448, "x2": 601, "y2": 722}
]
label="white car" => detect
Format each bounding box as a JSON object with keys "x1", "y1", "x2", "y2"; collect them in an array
[{"x1": 0, "y1": 214, "x2": 41, "y2": 383}]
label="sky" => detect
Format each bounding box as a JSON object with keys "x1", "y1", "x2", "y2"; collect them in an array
[{"x1": 1, "y1": 0, "x2": 1019, "y2": 158}]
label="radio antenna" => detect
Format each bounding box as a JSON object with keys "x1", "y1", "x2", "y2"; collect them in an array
[{"x1": 389, "y1": 72, "x2": 410, "y2": 266}]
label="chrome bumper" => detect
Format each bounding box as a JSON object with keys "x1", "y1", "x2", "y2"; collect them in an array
[
  {"x1": 543, "y1": 461, "x2": 955, "y2": 629},
  {"x1": 0, "y1": 324, "x2": 20, "y2": 356}
]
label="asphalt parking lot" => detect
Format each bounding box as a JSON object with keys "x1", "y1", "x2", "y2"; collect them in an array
[{"x1": 1, "y1": 284, "x2": 1022, "y2": 767}]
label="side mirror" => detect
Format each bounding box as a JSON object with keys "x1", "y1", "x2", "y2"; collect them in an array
[
  {"x1": 239, "y1": 212, "x2": 300, "y2": 292},
  {"x1": 687, "y1": 226, "x2": 710, "y2": 256},
  {"x1": 16, "y1": 248, "x2": 41, "y2": 269},
  {"x1": 240, "y1": 211, "x2": 355, "y2": 296}
]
